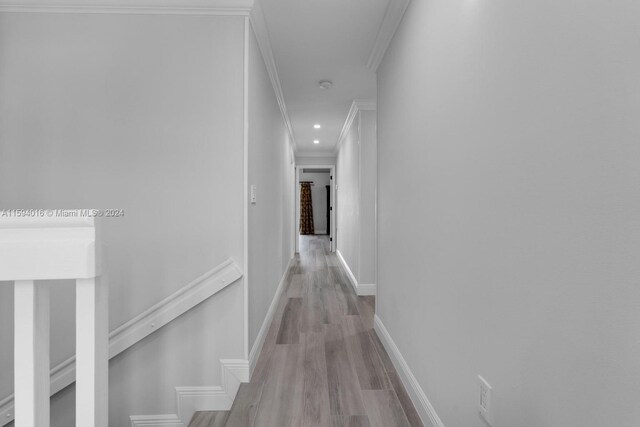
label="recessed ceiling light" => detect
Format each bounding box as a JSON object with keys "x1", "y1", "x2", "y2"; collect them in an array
[
  {"x1": 314, "y1": 124, "x2": 321, "y2": 129},
  {"x1": 318, "y1": 80, "x2": 333, "y2": 90},
  {"x1": 313, "y1": 140, "x2": 320, "y2": 144}
]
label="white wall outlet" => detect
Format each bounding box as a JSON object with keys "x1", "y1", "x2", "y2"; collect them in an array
[
  {"x1": 250, "y1": 185, "x2": 257, "y2": 204},
  {"x1": 478, "y1": 375, "x2": 493, "y2": 425}
]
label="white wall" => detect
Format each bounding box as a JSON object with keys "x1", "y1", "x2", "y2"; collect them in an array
[
  {"x1": 299, "y1": 170, "x2": 330, "y2": 234},
  {"x1": 247, "y1": 22, "x2": 295, "y2": 351},
  {"x1": 0, "y1": 13, "x2": 246, "y2": 426},
  {"x1": 358, "y1": 111, "x2": 377, "y2": 285},
  {"x1": 377, "y1": 1, "x2": 640, "y2": 426},
  {"x1": 335, "y1": 109, "x2": 376, "y2": 285},
  {"x1": 295, "y1": 156, "x2": 336, "y2": 166},
  {"x1": 336, "y1": 121, "x2": 360, "y2": 280}
]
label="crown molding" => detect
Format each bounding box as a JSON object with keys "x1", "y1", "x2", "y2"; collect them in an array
[
  {"x1": 334, "y1": 99, "x2": 376, "y2": 154},
  {"x1": 249, "y1": 1, "x2": 298, "y2": 153},
  {"x1": 366, "y1": 0, "x2": 411, "y2": 71},
  {"x1": 0, "y1": 0, "x2": 254, "y2": 15},
  {"x1": 1, "y1": 0, "x2": 296, "y2": 153}
]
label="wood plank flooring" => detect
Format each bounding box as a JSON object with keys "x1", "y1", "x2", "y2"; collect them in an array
[
  {"x1": 189, "y1": 411, "x2": 229, "y2": 427},
  {"x1": 191, "y1": 236, "x2": 422, "y2": 427}
]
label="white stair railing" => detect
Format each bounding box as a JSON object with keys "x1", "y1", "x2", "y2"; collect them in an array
[{"x1": 0, "y1": 214, "x2": 107, "y2": 427}]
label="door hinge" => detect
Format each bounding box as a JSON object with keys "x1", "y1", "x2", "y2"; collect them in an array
[
  {"x1": 330, "y1": 207, "x2": 333, "y2": 211},
  {"x1": 330, "y1": 237, "x2": 333, "y2": 241}
]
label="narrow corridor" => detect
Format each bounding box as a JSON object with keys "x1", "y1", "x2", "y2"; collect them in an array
[{"x1": 191, "y1": 236, "x2": 423, "y2": 427}]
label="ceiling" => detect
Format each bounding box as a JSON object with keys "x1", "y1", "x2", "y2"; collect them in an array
[{"x1": 259, "y1": 0, "x2": 390, "y2": 155}]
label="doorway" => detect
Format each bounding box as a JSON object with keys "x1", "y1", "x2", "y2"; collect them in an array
[{"x1": 295, "y1": 165, "x2": 335, "y2": 253}]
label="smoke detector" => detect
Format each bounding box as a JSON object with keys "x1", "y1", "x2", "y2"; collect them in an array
[{"x1": 318, "y1": 80, "x2": 333, "y2": 90}]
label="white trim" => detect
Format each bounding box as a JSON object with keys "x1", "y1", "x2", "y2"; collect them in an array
[
  {"x1": 373, "y1": 316, "x2": 445, "y2": 427},
  {"x1": 130, "y1": 414, "x2": 183, "y2": 427},
  {"x1": 249, "y1": 0, "x2": 297, "y2": 152},
  {"x1": 366, "y1": 0, "x2": 411, "y2": 71},
  {"x1": 336, "y1": 249, "x2": 358, "y2": 294},
  {"x1": 175, "y1": 386, "x2": 229, "y2": 423},
  {"x1": 0, "y1": 0, "x2": 253, "y2": 15},
  {"x1": 295, "y1": 165, "x2": 336, "y2": 253},
  {"x1": 248, "y1": 257, "x2": 294, "y2": 375},
  {"x1": 336, "y1": 250, "x2": 376, "y2": 296},
  {"x1": 295, "y1": 166, "x2": 301, "y2": 254},
  {"x1": 219, "y1": 359, "x2": 250, "y2": 400},
  {"x1": 357, "y1": 283, "x2": 377, "y2": 295},
  {"x1": 335, "y1": 100, "x2": 376, "y2": 155},
  {"x1": 0, "y1": 259, "x2": 243, "y2": 426},
  {"x1": 290, "y1": 151, "x2": 296, "y2": 260},
  {"x1": 109, "y1": 260, "x2": 242, "y2": 357},
  {"x1": 243, "y1": 14, "x2": 250, "y2": 364},
  {"x1": 130, "y1": 359, "x2": 249, "y2": 427},
  {"x1": 174, "y1": 387, "x2": 230, "y2": 425},
  {"x1": 0, "y1": 216, "x2": 99, "y2": 281}
]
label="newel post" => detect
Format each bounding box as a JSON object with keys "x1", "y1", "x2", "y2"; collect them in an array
[{"x1": 0, "y1": 215, "x2": 108, "y2": 427}]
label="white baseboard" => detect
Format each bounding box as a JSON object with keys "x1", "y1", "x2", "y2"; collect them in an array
[
  {"x1": 248, "y1": 256, "x2": 294, "y2": 375},
  {"x1": 335, "y1": 250, "x2": 376, "y2": 296},
  {"x1": 130, "y1": 359, "x2": 249, "y2": 427},
  {"x1": 336, "y1": 249, "x2": 358, "y2": 294},
  {"x1": 357, "y1": 283, "x2": 377, "y2": 295},
  {"x1": 219, "y1": 359, "x2": 249, "y2": 400},
  {"x1": 129, "y1": 414, "x2": 184, "y2": 427},
  {"x1": 373, "y1": 315, "x2": 444, "y2": 427},
  {"x1": 0, "y1": 259, "x2": 243, "y2": 427}
]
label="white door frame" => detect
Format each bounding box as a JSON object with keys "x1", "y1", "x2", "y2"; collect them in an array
[{"x1": 295, "y1": 164, "x2": 336, "y2": 253}]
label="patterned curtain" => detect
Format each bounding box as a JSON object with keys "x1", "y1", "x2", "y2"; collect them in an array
[{"x1": 300, "y1": 182, "x2": 314, "y2": 235}]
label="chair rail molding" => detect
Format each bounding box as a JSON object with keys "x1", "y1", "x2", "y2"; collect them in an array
[
  {"x1": 366, "y1": 0, "x2": 411, "y2": 71},
  {"x1": 374, "y1": 315, "x2": 445, "y2": 427},
  {"x1": 0, "y1": 258, "x2": 243, "y2": 426},
  {"x1": 0, "y1": 0, "x2": 254, "y2": 15}
]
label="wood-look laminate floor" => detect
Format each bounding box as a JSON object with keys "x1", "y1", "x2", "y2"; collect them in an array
[{"x1": 191, "y1": 236, "x2": 423, "y2": 427}]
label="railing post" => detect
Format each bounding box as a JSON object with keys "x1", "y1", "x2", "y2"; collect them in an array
[
  {"x1": 76, "y1": 277, "x2": 109, "y2": 427},
  {"x1": 14, "y1": 280, "x2": 50, "y2": 427},
  {"x1": 0, "y1": 214, "x2": 105, "y2": 427}
]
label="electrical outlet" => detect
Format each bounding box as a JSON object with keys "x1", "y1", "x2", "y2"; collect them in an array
[{"x1": 478, "y1": 375, "x2": 493, "y2": 425}]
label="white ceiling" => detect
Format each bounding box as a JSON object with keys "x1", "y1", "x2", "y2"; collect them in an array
[{"x1": 259, "y1": 0, "x2": 390, "y2": 155}]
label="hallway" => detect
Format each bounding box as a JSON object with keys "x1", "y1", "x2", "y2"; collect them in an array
[{"x1": 191, "y1": 236, "x2": 422, "y2": 427}]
